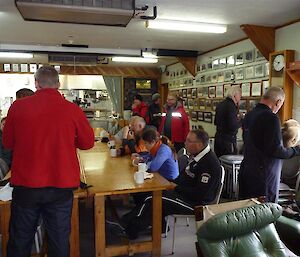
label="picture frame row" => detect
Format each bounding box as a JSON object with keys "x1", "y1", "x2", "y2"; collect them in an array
[
  {"x1": 190, "y1": 111, "x2": 213, "y2": 123},
  {"x1": 175, "y1": 80, "x2": 269, "y2": 99},
  {"x1": 196, "y1": 49, "x2": 266, "y2": 73},
  {"x1": 2, "y1": 63, "x2": 60, "y2": 73}
]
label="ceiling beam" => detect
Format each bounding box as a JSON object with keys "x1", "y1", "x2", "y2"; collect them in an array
[
  {"x1": 240, "y1": 24, "x2": 275, "y2": 61},
  {"x1": 176, "y1": 57, "x2": 197, "y2": 77}
]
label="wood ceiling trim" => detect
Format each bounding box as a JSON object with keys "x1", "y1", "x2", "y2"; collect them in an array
[
  {"x1": 240, "y1": 24, "x2": 275, "y2": 61},
  {"x1": 176, "y1": 57, "x2": 197, "y2": 77}
]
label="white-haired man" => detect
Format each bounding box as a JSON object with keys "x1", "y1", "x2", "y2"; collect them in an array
[{"x1": 214, "y1": 85, "x2": 242, "y2": 157}]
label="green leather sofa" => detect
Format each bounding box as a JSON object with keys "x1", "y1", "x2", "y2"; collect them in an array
[{"x1": 196, "y1": 203, "x2": 290, "y2": 257}]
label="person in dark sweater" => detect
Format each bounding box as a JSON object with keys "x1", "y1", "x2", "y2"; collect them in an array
[
  {"x1": 239, "y1": 87, "x2": 300, "y2": 203},
  {"x1": 123, "y1": 129, "x2": 222, "y2": 239},
  {"x1": 214, "y1": 85, "x2": 242, "y2": 157},
  {"x1": 148, "y1": 93, "x2": 162, "y2": 129}
]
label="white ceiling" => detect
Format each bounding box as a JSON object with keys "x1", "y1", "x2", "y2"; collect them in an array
[{"x1": 0, "y1": 0, "x2": 300, "y2": 66}]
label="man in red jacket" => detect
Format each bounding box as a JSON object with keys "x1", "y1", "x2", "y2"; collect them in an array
[
  {"x1": 159, "y1": 92, "x2": 190, "y2": 152},
  {"x1": 3, "y1": 66, "x2": 94, "y2": 257}
]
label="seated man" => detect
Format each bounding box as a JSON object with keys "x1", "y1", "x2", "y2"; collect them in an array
[
  {"x1": 123, "y1": 129, "x2": 222, "y2": 239},
  {"x1": 120, "y1": 116, "x2": 155, "y2": 155}
]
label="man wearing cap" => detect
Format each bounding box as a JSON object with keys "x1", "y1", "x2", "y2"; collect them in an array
[
  {"x1": 148, "y1": 93, "x2": 162, "y2": 129},
  {"x1": 132, "y1": 94, "x2": 149, "y2": 122}
]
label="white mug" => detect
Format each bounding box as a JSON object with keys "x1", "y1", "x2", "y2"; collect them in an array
[
  {"x1": 110, "y1": 148, "x2": 117, "y2": 157},
  {"x1": 138, "y1": 163, "x2": 148, "y2": 173},
  {"x1": 134, "y1": 171, "x2": 144, "y2": 184},
  {"x1": 107, "y1": 140, "x2": 115, "y2": 148}
]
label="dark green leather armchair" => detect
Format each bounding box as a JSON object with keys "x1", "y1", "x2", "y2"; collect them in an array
[{"x1": 196, "y1": 203, "x2": 288, "y2": 257}]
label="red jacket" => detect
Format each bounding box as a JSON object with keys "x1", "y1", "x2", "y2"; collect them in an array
[
  {"x1": 159, "y1": 103, "x2": 190, "y2": 143},
  {"x1": 3, "y1": 89, "x2": 94, "y2": 188},
  {"x1": 132, "y1": 101, "x2": 149, "y2": 122}
]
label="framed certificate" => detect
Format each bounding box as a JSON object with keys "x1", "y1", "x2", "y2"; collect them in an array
[
  {"x1": 251, "y1": 82, "x2": 262, "y2": 96},
  {"x1": 216, "y1": 86, "x2": 223, "y2": 98},
  {"x1": 241, "y1": 83, "x2": 251, "y2": 97}
]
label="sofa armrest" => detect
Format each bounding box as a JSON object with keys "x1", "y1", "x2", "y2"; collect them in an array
[{"x1": 276, "y1": 216, "x2": 300, "y2": 255}]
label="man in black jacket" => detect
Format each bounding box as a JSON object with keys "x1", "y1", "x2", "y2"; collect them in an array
[
  {"x1": 148, "y1": 93, "x2": 161, "y2": 129},
  {"x1": 239, "y1": 87, "x2": 300, "y2": 203},
  {"x1": 124, "y1": 129, "x2": 222, "y2": 239},
  {"x1": 214, "y1": 85, "x2": 242, "y2": 157}
]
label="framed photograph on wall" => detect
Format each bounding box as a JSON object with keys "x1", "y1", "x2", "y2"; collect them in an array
[
  {"x1": 196, "y1": 64, "x2": 201, "y2": 72},
  {"x1": 200, "y1": 75, "x2": 205, "y2": 83},
  {"x1": 219, "y1": 57, "x2": 227, "y2": 69},
  {"x1": 239, "y1": 99, "x2": 247, "y2": 112},
  {"x1": 255, "y1": 49, "x2": 265, "y2": 61},
  {"x1": 182, "y1": 89, "x2": 187, "y2": 98},
  {"x1": 188, "y1": 98, "x2": 194, "y2": 110},
  {"x1": 244, "y1": 49, "x2": 254, "y2": 63},
  {"x1": 197, "y1": 111, "x2": 204, "y2": 121},
  {"x1": 187, "y1": 88, "x2": 192, "y2": 97},
  {"x1": 202, "y1": 87, "x2": 209, "y2": 98},
  {"x1": 3, "y1": 64, "x2": 10, "y2": 72},
  {"x1": 216, "y1": 85, "x2": 223, "y2": 98},
  {"x1": 223, "y1": 84, "x2": 232, "y2": 96},
  {"x1": 193, "y1": 98, "x2": 199, "y2": 110},
  {"x1": 217, "y1": 72, "x2": 224, "y2": 82},
  {"x1": 227, "y1": 55, "x2": 235, "y2": 67},
  {"x1": 224, "y1": 70, "x2": 233, "y2": 82},
  {"x1": 204, "y1": 112, "x2": 213, "y2": 123},
  {"x1": 206, "y1": 75, "x2": 211, "y2": 83},
  {"x1": 211, "y1": 74, "x2": 218, "y2": 83},
  {"x1": 254, "y1": 64, "x2": 264, "y2": 78},
  {"x1": 262, "y1": 80, "x2": 270, "y2": 94},
  {"x1": 199, "y1": 99, "x2": 206, "y2": 110},
  {"x1": 241, "y1": 83, "x2": 251, "y2": 97},
  {"x1": 20, "y1": 64, "x2": 28, "y2": 72},
  {"x1": 207, "y1": 62, "x2": 213, "y2": 70},
  {"x1": 201, "y1": 63, "x2": 206, "y2": 72},
  {"x1": 245, "y1": 66, "x2": 254, "y2": 79},
  {"x1": 212, "y1": 59, "x2": 219, "y2": 69},
  {"x1": 212, "y1": 100, "x2": 220, "y2": 111},
  {"x1": 197, "y1": 87, "x2": 203, "y2": 98},
  {"x1": 251, "y1": 82, "x2": 262, "y2": 96},
  {"x1": 205, "y1": 99, "x2": 212, "y2": 110},
  {"x1": 208, "y1": 86, "x2": 216, "y2": 98},
  {"x1": 12, "y1": 64, "x2": 19, "y2": 72},
  {"x1": 265, "y1": 62, "x2": 270, "y2": 76},
  {"x1": 191, "y1": 111, "x2": 197, "y2": 121},
  {"x1": 235, "y1": 68, "x2": 244, "y2": 80},
  {"x1": 183, "y1": 98, "x2": 188, "y2": 109},
  {"x1": 191, "y1": 88, "x2": 197, "y2": 98},
  {"x1": 235, "y1": 53, "x2": 244, "y2": 65}
]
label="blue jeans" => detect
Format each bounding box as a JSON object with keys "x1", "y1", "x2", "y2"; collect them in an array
[{"x1": 7, "y1": 188, "x2": 74, "y2": 257}]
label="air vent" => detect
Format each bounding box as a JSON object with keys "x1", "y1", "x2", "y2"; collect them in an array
[
  {"x1": 48, "y1": 54, "x2": 99, "y2": 65},
  {"x1": 15, "y1": 0, "x2": 135, "y2": 27}
]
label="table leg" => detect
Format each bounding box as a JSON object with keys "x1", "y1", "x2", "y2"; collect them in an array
[
  {"x1": 95, "y1": 194, "x2": 106, "y2": 257},
  {"x1": 70, "y1": 196, "x2": 80, "y2": 257},
  {"x1": 152, "y1": 190, "x2": 162, "y2": 257},
  {"x1": 0, "y1": 202, "x2": 11, "y2": 257}
]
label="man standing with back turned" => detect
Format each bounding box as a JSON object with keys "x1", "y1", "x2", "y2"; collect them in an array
[
  {"x1": 3, "y1": 66, "x2": 94, "y2": 257},
  {"x1": 239, "y1": 87, "x2": 300, "y2": 203}
]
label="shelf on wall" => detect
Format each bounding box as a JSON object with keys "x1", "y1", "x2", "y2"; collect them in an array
[{"x1": 287, "y1": 61, "x2": 300, "y2": 87}]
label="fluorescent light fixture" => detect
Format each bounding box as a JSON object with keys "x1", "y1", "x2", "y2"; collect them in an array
[
  {"x1": 0, "y1": 52, "x2": 33, "y2": 58},
  {"x1": 142, "y1": 50, "x2": 158, "y2": 59},
  {"x1": 146, "y1": 19, "x2": 227, "y2": 33},
  {"x1": 112, "y1": 56, "x2": 158, "y2": 63}
]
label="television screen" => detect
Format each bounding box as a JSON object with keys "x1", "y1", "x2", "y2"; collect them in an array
[{"x1": 136, "y1": 79, "x2": 151, "y2": 89}]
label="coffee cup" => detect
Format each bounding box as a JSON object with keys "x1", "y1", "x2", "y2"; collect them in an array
[
  {"x1": 134, "y1": 171, "x2": 144, "y2": 184},
  {"x1": 107, "y1": 140, "x2": 116, "y2": 149},
  {"x1": 138, "y1": 163, "x2": 148, "y2": 173},
  {"x1": 110, "y1": 148, "x2": 117, "y2": 157}
]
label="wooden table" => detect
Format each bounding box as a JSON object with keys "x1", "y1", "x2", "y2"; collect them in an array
[
  {"x1": 0, "y1": 180, "x2": 85, "y2": 257},
  {"x1": 78, "y1": 142, "x2": 172, "y2": 257}
]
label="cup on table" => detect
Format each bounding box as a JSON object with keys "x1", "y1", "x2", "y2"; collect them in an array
[
  {"x1": 107, "y1": 140, "x2": 116, "y2": 149},
  {"x1": 138, "y1": 163, "x2": 148, "y2": 173},
  {"x1": 134, "y1": 171, "x2": 144, "y2": 184},
  {"x1": 110, "y1": 148, "x2": 117, "y2": 157}
]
